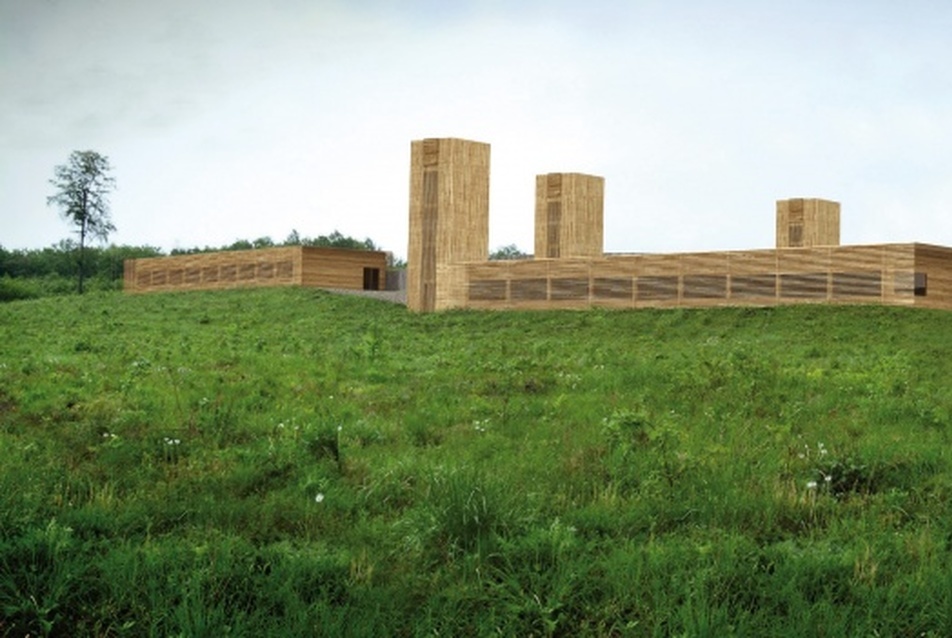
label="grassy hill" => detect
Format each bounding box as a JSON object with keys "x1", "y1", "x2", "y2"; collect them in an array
[{"x1": 2, "y1": 288, "x2": 951, "y2": 636}]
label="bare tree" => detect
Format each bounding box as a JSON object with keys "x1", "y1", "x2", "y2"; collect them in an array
[{"x1": 47, "y1": 151, "x2": 116, "y2": 294}]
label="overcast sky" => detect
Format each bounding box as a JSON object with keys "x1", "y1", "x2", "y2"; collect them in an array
[{"x1": 3, "y1": 0, "x2": 952, "y2": 258}]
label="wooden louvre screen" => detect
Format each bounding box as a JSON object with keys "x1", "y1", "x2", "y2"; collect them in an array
[
  {"x1": 593, "y1": 277, "x2": 632, "y2": 300},
  {"x1": 637, "y1": 276, "x2": 679, "y2": 300},
  {"x1": 511, "y1": 278, "x2": 547, "y2": 301},
  {"x1": 550, "y1": 278, "x2": 589, "y2": 300},
  {"x1": 731, "y1": 275, "x2": 776, "y2": 298},
  {"x1": 832, "y1": 272, "x2": 881, "y2": 298},
  {"x1": 469, "y1": 280, "x2": 508, "y2": 301},
  {"x1": 682, "y1": 275, "x2": 727, "y2": 299}
]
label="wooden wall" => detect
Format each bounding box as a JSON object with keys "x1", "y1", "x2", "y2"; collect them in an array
[
  {"x1": 300, "y1": 247, "x2": 387, "y2": 290},
  {"x1": 407, "y1": 138, "x2": 490, "y2": 312},
  {"x1": 124, "y1": 246, "x2": 387, "y2": 294},
  {"x1": 454, "y1": 243, "x2": 940, "y2": 311}
]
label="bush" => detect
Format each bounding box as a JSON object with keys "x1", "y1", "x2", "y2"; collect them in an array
[{"x1": 0, "y1": 276, "x2": 38, "y2": 302}]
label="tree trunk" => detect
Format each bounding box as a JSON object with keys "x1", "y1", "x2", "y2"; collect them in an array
[{"x1": 78, "y1": 190, "x2": 87, "y2": 295}]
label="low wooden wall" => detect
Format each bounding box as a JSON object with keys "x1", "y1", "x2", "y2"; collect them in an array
[
  {"x1": 124, "y1": 247, "x2": 388, "y2": 294},
  {"x1": 454, "y1": 243, "x2": 950, "y2": 311}
]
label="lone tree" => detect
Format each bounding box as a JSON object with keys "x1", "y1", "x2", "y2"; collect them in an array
[{"x1": 47, "y1": 150, "x2": 117, "y2": 294}]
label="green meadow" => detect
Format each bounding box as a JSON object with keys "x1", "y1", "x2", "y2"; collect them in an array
[{"x1": 2, "y1": 288, "x2": 951, "y2": 636}]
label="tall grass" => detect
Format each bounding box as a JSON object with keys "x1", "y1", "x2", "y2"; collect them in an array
[{"x1": 1, "y1": 289, "x2": 951, "y2": 635}]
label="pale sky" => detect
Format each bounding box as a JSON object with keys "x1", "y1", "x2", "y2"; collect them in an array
[{"x1": 3, "y1": 0, "x2": 952, "y2": 259}]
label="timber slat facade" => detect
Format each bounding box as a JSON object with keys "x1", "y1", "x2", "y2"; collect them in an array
[
  {"x1": 124, "y1": 246, "x2": 388, "y2": 294},
  {"x1": 407, "y1": 137, "x2": 952, "y2": 313}
]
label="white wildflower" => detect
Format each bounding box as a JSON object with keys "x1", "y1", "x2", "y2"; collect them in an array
[{"x1": 314, "y1": 493, "x2": 325, "y2": 503}]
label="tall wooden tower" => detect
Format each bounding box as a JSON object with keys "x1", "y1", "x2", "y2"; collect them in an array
[{"x1": 407, "y1": 138, "x2": 490, "y2": 312}]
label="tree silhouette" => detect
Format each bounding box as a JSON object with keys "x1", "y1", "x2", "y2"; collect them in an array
[{"x1": 47, "y1": 150, "x2": 116, "y2": 294}]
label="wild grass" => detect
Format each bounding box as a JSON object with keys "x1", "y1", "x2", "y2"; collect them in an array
[{"x1": 1, "y1": 288, "x2": 951, "y2": 636}]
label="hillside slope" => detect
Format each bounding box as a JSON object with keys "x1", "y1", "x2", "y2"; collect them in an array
[{"x1": 2, "y1": 289, "x2": 951, "y2": 636}]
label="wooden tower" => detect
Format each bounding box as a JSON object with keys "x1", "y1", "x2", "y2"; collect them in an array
[
  {"x1": 534, "y1": 173, "x2": 604, "y2": 259},
  {"x1": 776, "y1": 198, "x2": 840, "y2": 248},
  {"x1": 407, "y1": 138, "x2": 490, "y2": 312}
]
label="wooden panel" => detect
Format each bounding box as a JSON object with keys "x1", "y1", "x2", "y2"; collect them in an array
[
  {"x1": 636, "y1": 276, "x2": 679, "y2": 301},
  {"x1": 683, "y1": 275, "x2": 728, "y2": 299},
  {"x1": 638, "y1": 254, "x2": 682, "y2": 277},
  {"x1": 469, "y1": 280, "x2": 508, "y2": 301},
  {"x1": 300, "y1": 247, "x2": 388, "y2": 290},
  {"x1": 780, "y1": 273, "x2": 828, "y2": 299},
  {"x1": 680, "y1": 251, "x2": 729, "y2": 274},
  {"x1": 730, "y1": 274, "x2": 777, "y2": 299},
  {"x1": 593, "y1": 277, "x2": 632, "y2": 300},
  {"x1": 510, "y1": 278, "x2": 548, "y2": 301}
]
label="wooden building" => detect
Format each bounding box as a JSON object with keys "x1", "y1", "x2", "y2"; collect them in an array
[
  {"x1": 124, "y1": 246, "x2": 388, "y2": 294},
  {"x1": 456, "y1": 244, "x2": 952, "y2": 311},
  {"x1": 408, "y1": 137, "x2": 952, "y2": 313}
]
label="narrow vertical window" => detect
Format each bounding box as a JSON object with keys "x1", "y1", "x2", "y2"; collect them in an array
[{"x1": 914, "y1": 272, "x2": 927, "y2": 296}]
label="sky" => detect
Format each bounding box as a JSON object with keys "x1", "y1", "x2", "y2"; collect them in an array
[{"x1": 3, "y1": 0, "x2": 952, "y2": 259}]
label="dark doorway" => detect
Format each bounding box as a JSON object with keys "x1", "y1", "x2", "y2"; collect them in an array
[{"x1": 363, "y1": 267, "x2": 380, "y2": 291}]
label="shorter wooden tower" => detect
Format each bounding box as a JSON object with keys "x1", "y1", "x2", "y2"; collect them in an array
[
  {"x1": 534, "y1": 173, "x2": 604, "y2": 259},
  {"x1": 776, "y1": 198, "x2": 840, "y2": 248}
]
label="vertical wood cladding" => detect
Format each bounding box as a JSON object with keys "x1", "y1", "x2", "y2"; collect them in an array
[
  {"x1": 776, "y1": 198, "x2": 840, "y2": 248},
  {"x1": 407, "y1": 138, "x2": 490, "y2": 312},
  {"x1": 535, "y1": 173, "x2": 604, "y2": 260}
]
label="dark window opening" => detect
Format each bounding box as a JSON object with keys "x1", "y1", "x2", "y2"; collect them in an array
[
  {"x1": 546, "y1": 201, "x2": 561, "y2": 258},
  {"x1": 789, "y1": 224, "x2": 803, "y2": 247},
  {"x1": 915, "y1": 272, "x2": 927, "y2": 297},
  {"x1": 363, "y1": 267, "x2": 381, "y2": 291}
]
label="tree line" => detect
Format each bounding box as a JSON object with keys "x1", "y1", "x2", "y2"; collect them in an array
[{"x1": 0, "y1": 231, "x2": 388, "y2": 302}]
